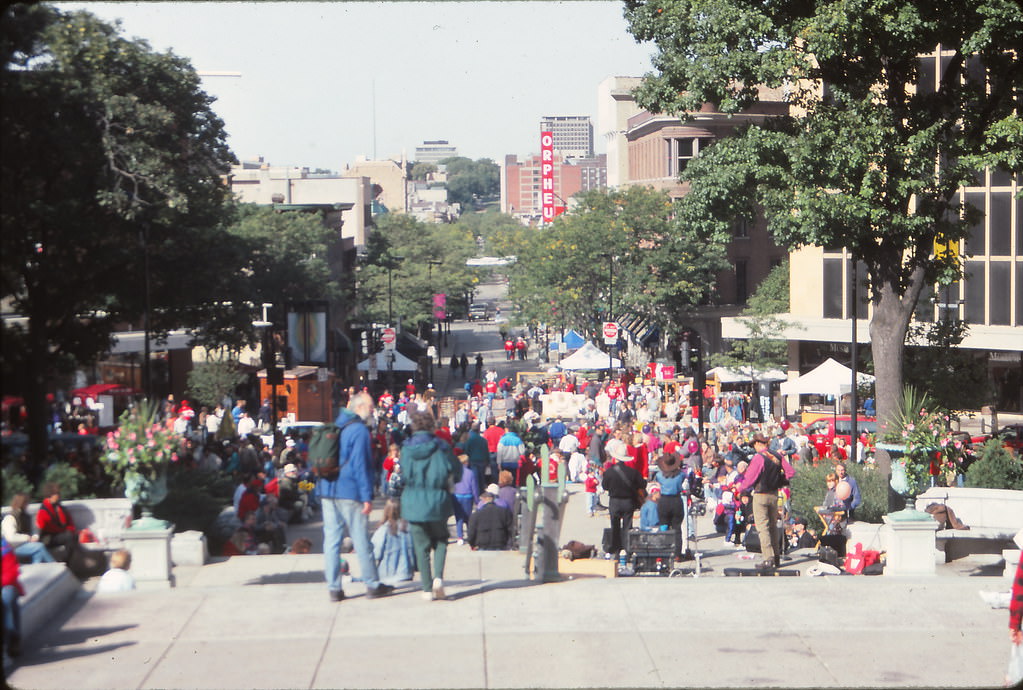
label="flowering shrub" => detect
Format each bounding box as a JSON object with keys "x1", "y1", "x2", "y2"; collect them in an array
[
  {"x1": 104, "y1": 399, "x2": 181, "y2": 481},
  {"x1": 880, "y1": 386, "x2": 966, "y2": 490}
]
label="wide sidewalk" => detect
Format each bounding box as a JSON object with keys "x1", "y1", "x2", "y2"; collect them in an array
[{"x1": 5, "y1": 484, "x2": 1015, "y2": 690}]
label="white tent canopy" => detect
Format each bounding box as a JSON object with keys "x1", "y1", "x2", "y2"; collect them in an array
[
  {"x1": 557, "y1": 341, "x2": 621, "y2": 370},
  {"x1": 779, "y1": 357, "x2": 875, "y2": 398},
  {"x1": 706, "y1": 366, "x2": 787, "y2": 384},
  {"x1": 356, "y1": 350, "x2": 419, "y2": 372}
]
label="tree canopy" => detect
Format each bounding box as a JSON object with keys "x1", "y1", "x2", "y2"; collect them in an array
[
  {"x1": 1, "y1": 4, "x2": 237, "y2": 462},
  {"x1": 357, "y1": 214, "x2": 477, "y2": 334},
  {"x1": 506, "y1": 186, "x2": 730, "y2": 338},
  {"x1": 438, "y1": 156, "x2": 500, "y2": 210},
  {"x1": 624, "y1": 0, "x2": 1022, "y2": 448}
]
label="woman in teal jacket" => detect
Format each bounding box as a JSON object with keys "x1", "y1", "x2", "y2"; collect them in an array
[{"x1": 400, "y1": 409, "x2": 462, "y2": 601}]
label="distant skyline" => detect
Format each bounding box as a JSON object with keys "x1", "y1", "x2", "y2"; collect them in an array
[{"x1": 55, "y1": 1, "x2": 656, "y2": 171}]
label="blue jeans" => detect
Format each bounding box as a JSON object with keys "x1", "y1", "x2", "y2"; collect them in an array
[
  {"x1": 2, "y1": 585, "x2": 20, "y2": 646},
  {"x1": 322, "y1": 498, "x2": 380, "y2": 593},
  {"x1": 452, "y1": 494, "x2": 474, "y2": 539},
  {"x1": 16, "y1": 541, "x2": 55, "y2": 564}
]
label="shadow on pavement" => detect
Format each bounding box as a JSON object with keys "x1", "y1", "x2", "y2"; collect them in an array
[
  {"x1": 245, "y1": 570, "x2": 325, "y2": 586},
  {"x1": 443, "y1": 577, "x2": 546, "y2": 601}
]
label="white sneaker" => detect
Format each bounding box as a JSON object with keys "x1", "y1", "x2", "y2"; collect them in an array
[
  {"x1": 457, "y1": 539, "x2": 465, "y2": 545},
  {"x1": 421, "y1": 591, "x2": 433, "y2": 601},
  {"x1": 432, "y1": 577, "x2": 446, "y2": 601}
]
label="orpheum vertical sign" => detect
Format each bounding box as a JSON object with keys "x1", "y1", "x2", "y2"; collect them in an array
[{"x1": 540, "y1": 131, "x2": 556, "y2": 223}]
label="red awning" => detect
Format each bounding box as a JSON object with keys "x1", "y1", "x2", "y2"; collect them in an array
[
  {"x1": 2, "y1": 395, "x2": 25, "y2": 410},
  {"x1": 71, "y1": 383, "x2": 138, "y2": 400}
]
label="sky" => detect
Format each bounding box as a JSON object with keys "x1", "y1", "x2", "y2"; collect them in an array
[{"x1": 55, "y1": 1, "x2": 657, "y2": 171}]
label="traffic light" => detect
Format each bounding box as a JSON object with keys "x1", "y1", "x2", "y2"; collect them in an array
[
  {"x1": 680, "y1": 331, "x2": 691, "y2": 369},
  {"x1": 688, "y1": 330, "x2": 702, "y2": 373}
]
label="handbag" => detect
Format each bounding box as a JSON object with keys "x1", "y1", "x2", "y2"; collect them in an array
[{"x1": 1007, "y1": 642, "x2": 1023, "y2": 687}]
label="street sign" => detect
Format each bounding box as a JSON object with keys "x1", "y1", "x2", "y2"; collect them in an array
[
  {"x1": 602, "y1": 321, "x2": 619, "y2": 344},
  {"x1": 381, "y1": 327, "x2": 396, "y2": 350}
]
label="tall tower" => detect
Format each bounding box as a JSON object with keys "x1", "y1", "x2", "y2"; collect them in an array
[{"x1": 539, "y1": 116, "x2": 594, "y2": 159}]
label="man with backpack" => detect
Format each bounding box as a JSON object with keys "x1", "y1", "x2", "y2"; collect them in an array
[
  {"x1": 315, "y1": 392, "x2": 393, "y2": 602},
  {"x1": 738, "y1": 432, "x2": 795, "y2": 571}
]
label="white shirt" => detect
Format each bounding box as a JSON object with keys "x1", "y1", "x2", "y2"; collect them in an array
[
  {"x1": 237, "y1": 416, "x2": 256, "y2": 436},
  {"x1": 97, "y1": 568, "x2": 136, "y2": 593}
]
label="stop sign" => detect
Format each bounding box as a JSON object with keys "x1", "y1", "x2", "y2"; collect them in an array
[
  {"x1": 381, "y1": 327, "x2": 396, "y2": 349},
  {"x1": 603, "y1": 321, "x2": 619, "y2": 340}
]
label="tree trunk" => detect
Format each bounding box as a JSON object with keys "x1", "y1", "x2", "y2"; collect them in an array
[
  {"x1": 25, "y1": 309, "x2": 51, "y2": 481},
  {"x1": 868, "y1": 264, "x2": 926, "y2": 509}
]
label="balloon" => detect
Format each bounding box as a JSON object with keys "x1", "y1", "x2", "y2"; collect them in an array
[{"x1": 835, "y1": 480, "x2": 852, "y2": 501}]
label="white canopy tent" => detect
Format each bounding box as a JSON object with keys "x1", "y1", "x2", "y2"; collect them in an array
[
  {"x1": 356, "y1": 350, "x2": 419, "y2": 372},
  {"x1": 706, "y1": 366, "x2": 787, "y2": 384},
  {"x1": 557, "y1": 341, "x2": 621, "y2": 370},
  {"x1": 779, "y1": 357, "x2": 875, "y2": 398}
]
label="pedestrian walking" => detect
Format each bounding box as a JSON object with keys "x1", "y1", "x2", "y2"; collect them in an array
[
  {"x1": 400, "y1": 409, "x2": 462, "y2": 601},
  {"x1": 738, "y1": 432, "x2": 795, "y2": 571},
  {"x1": 316, "y1": 392, "x2": 393, "y2": 601}
]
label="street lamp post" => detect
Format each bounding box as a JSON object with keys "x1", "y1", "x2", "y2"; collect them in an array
[
  {"x1": 253, "y1": 302, "x2": 278, "y2": 441},
  {"x1": 428, "y1": 259, "x2": 443, "y2": 367},
  {"x1": 599, "y1": 253, "x2": 614, "y2": 375},
  {"x1": 386, "y1": 255, "x2": 404, "y2": 327}
]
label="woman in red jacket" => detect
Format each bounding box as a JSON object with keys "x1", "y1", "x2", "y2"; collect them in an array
[{"x1": 35, "y1": 483, "x2": 77, "y2": 561}]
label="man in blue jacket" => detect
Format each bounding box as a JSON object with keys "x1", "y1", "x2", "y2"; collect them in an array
[{"x1": 317, "y1": 392, "x2": 393, "y2": 602}]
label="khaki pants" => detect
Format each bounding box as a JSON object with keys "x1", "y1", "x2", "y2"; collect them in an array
[{"x1": 752, "y1": 492, "x2": 780, "y2": 565}]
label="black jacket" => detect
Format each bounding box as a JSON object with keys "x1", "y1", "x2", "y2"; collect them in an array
[
  {"x1": 601, "y1": 461, "x2": 646, "y2": 500},
  {"x1": 468, "y1": 502, "x2": 513, "y2": 550}
]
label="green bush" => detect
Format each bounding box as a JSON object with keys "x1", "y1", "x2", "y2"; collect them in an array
[
  {"x1": 964, "y1": 440, "x2": 1023, "y2": 490},
  {"x1": 152, "y1": 465, "x2": 233, "y2": 533},
  {"x1": 2, "y1": 465, "x2": 34, "y2": 505},
  {"x1": 788, "y1": 460, "x2": 887, "y2": 524},
  {"x1": 39, "y1": 462, "x2": 88, "y2": 499}
]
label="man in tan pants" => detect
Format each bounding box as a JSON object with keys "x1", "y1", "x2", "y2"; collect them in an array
[{"x1": 739, "y1": 432, "x2": 795, "y2": 570}]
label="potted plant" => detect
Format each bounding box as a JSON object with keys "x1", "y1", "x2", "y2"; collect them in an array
[
  {"x1": 878, "y1": 386, "x2": 968, "y2": 502},
  {"x1": 103, "y1": 398, "x2": 182, "y2": 528}
]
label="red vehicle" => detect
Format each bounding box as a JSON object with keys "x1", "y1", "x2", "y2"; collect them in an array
[
  {"x1": 807, "y1": 415, "x2": 878, "y2": 458},
  {"x1": 975, "y1": 424, "x2": 1023, "y2": 453}
]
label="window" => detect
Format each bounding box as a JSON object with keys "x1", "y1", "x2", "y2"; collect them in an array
[
  {"x1": 917, "y1": 56, "x2": 937, "y2": 95},
  {"x1": 671, "y1": 137, "x2": 714, "y2": 175},
  {"x1": 990, "y1": 192, "x2": 1012, "y2": 255},
  {"x1": 735, "y1": 259, "x2": 748, "y2": 305},
  {"x1": 964, "y1": 261, "x2": 985, "y2": 324},
  {"x1": 915, "y1": 283, "x2": 935, "y2": 323},
  {"x1": 965, "y1": 191, "x2": 986, "y2": 255},
  {"x1": 823, "y1": 258, "x2": 843, "y2": 318},
  {"x1": 990, "y1": 262, "x2": 1010, "y2": 326},
  {"x1": 1016, "y1": 262, "x2": 1023, "y2": 326},
  {"x1": 733, "y1": 217, "x2": 750, "y2": 238}
]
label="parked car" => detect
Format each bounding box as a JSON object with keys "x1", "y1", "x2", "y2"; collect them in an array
[
  {"x1": 806, "y1": 415, "x2": 878, "y2": 458},
  {"x1": 984, "y1": 424, "x2": 1023, "y2": 453},
  {"x1": 468, "y1": 304, "x2": 490, "y2": 321}
]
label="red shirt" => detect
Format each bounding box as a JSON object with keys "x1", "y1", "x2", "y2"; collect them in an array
[
  {"x1": 584, "y1": 476, "x2": 598, "y2": 493},
  {"x1": 483, "y1": 425, "x2": 506, "y2": 452},
  {"x1": 504, "y1": 340, "x2": 514, "y2": 351},
  {"x1": 485, "y1": 381, "x2": 498, "y2": 394},
  {"x1": 627, "y1": 444, "x2": 649, "y2": 479},
  {"x1": 435, "y1": 427, "x2": 453, "y2": 446},
  {"x1": 606, "y1": 383, "x2": 621, "y2": 399}
]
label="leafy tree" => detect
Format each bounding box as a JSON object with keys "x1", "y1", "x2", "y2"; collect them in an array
[
  {"x1": 357, "y1": 214, "x2": 477, "y2": 335},
  {"x1": 410, "y1": 162, "x2": 437, "y2": 181},
  {"x1": 625, "y1": 0, "x2": 1022, "y2": 482},
  {"x1": 185, "y1": 359, "x2": 248, "y2": 410},
  {"x1": 711, "y1": 260, "x2": 791, "y2": 419},
  {"x1": 1, "y1": 5, "x2": 237, "y2": 465},
  {"x1": 439, "y1": 157, "x2": 500, "y2": 210},
  {"x1": 507, "y1": 186, "x2": 730, "y2": 338},
  {"x1": 903, "y1": 318, "x2": 989, "y2": 412}
]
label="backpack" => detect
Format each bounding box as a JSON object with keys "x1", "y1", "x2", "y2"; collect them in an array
[{"x1": 308, "y1": 420, "x2": 354, "y2": 480}]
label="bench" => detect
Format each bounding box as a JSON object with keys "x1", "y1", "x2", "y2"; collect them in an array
[
  {"x1": 3, "y1": 498, "x2": 134, "y2": 554},
  {"x1": 16, "y1": 562, "x2": 81, "y2": 641},
  {"x1": 914, "y1": 487, "x2": 1023, "y2": 563}
]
